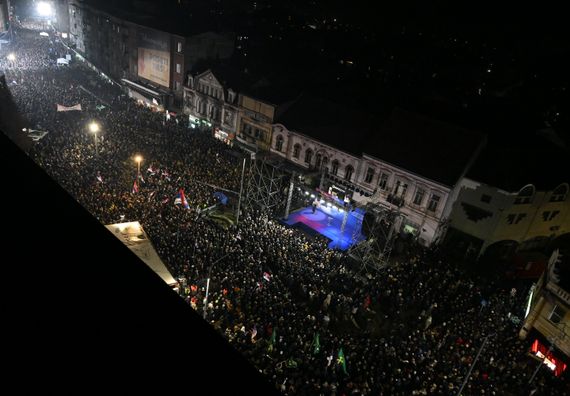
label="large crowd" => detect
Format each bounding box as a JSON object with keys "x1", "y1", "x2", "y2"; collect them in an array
[{"x1": 1, "y1": 28, "x2": 568, "y2": 395}]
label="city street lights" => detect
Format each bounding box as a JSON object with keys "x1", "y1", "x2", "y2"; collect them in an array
[
  {"x1": 88, "y1": 122, "x2": 100, "y2": 156},
  {"x1": 203, "y1": 252, "x2": 232, "y2": 320},
  {"x1": 134, "y1": 155, "x2": 143, "y2": 178},
  {"x1": 7, "y1": 53, "x2": 16, "y2": 67}
]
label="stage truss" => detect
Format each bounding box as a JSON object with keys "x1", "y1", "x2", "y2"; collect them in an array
[
  {"x1": 348, "y1": 202, "x2": 404, "y2": 272},
  {"x1": 244, "y1": 155, "x2": 293, "y2": 216}
]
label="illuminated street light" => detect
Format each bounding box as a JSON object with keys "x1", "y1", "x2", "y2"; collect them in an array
[
  {"x1": 36, "y1": 2, "x2": 54, "y2": 17},
  {"x1": 7, "y1": 53, "x2": 15, "y2": 61},
  {"x1": 134, "y1": 155, "x2": 143, "y2": 177},
  {"x1": 88, "y1": 122, "x2": 100, "y2": 156}
]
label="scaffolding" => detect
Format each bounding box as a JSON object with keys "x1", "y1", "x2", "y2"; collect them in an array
[
  {"x1": 243, "y1": 154, "x2": 292, "y2": 216},
  {"x1": 348, "y1": 202, "x2": 404, "y2": 272}
]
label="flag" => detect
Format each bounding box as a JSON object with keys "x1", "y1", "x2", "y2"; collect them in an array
[
  {"x1": 251, "y1": 326, "x2": 257, "y2": 342},
  {"x1": 132, "y1": 180, "x2": 139, "y2": 194},
  {"x1": 96, "y1": 172, "x2": 103, "y2": 183},
  {"x1": 267, "y1": 328, "x2": 276, "y2": 352},
  {"x1": 138, "y1": 173, "x2": 145, "y2": 184},
  {"x1": 180, "y1": 189, "x2": 189, "y2": 209},
  {"x1": 263, "y1": 272, "x2": 271, "y2": 282},
  {"x1": 312, "y1": 333, "x2": 321, "y2": 355},
  {"x1": 337, "y1": 348, "x2": 348, "y2": 375},
  {"x1": 147, "y1": 165, "x2": 156, "y2": 175},
  {"x1": 56, "y1": 103, "x2": 82, "y2": 111}
]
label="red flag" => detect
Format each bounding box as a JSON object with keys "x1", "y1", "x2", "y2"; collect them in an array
[{"x1": 132, "y1": 180, "x2": 139, "y2": 194}]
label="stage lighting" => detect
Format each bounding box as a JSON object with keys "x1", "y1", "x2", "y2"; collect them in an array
[{"x1": 37, "y1": 2, "x2": 54, "y2": 17}]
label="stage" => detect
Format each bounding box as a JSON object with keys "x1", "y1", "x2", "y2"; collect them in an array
[{"x1": 282, "y1": 204, "x2": 366, "y2": 250}]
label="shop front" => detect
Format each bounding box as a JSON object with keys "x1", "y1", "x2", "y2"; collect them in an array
[
  {"x1": 122, "y1": 78, "x2": 167, "y2": 112},
  {"x1": 214, "y1": 127, "x2": 235, "y2": 145}
]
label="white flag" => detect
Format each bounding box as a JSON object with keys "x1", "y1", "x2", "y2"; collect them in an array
[{"x1": 57, "y1": 104, "x2": 82, "y2": 112}]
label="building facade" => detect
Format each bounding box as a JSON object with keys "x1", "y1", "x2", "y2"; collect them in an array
[
  {"x1": 445, "y1": 180, "x2": 570, "y2": 259},
  {"x1": 520, "y1": 249, "x2": 570, "y2": 367},
  {"x1": 183, "y1": 69, "x2": 239, "y2": 143},
  {"x1": 269, "y1": 124, "x2": 454, "y2": 246},
  {"x1": 68, "y1": 1, "x2": 234, "y2": 110},
  {"x1": 236, "y1": 94, "x2": 275, "y2": 151}
]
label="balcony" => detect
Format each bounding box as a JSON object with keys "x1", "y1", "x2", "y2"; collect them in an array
[{"x1": 386, "y1": 194, "x2": 405, "y2": 207}]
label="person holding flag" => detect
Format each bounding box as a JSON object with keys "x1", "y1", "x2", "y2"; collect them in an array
[
  {"x1": 267, "y1": 327, "x2": 277, "y2": 353},
  {"x1": 337, "y1": 347, "x2": 348, "y2": 375},
  {"x1": 311, "y1": 332, "x2": 321, "y2": 355},
  {"x1": 174, "y1": 188, "x2": 190, "y2": 209}
]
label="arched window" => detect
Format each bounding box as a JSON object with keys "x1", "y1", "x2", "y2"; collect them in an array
[
  {"x1": 315, "y1": 153, "x2": 322, "y2": 168},
  {"x1": 514, "y1": 184, "x2": 535, "y2": 204},
  {"x1": 293, "y1": 144, "x2": 301, "y2": 159},
  {"x1": 322, "y1": 157, "x2": 329, "y2": 167},
  {"x1": 551, "y1": 183, "x2": 569, "y2": 202},
  {"x1": 345, "y1": 165, "x2": 354, "y2": 181},
  {"x1": 305, "y1": 149, "x2": 313, "y2": 164},
  {"x1": 331, "y1": 160, "x2": 339, "y2": 176},
  {"x1": 275, "y1": 135, "x2": 284, "y2": 152}
]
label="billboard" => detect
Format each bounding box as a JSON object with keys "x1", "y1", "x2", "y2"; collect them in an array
[{"x1": 137, "y1": 28, "x2": 170, "y2": 88}]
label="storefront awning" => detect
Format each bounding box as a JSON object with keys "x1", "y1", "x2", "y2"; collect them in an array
[{"x1": 121, "y1": 78, "x2": 162, "y2": 97}]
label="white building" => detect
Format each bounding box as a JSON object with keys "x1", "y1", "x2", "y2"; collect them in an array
[
  {"x1": 271, "y1": 97, "x2": 485, "y2": 246},
  {"x1": 183, "y1": 68, "x2": 239, "y2": 144}
]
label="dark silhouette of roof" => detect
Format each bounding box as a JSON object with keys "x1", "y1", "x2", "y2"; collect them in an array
[
  {"x1": 467, "y1": 137, "x2": 570, "y2": 192},
  {"x1": 1, "y1": 131, "x2": 279, "y2": 395},
  {"x1": 366, "y1": 108, "x2": 486, "y2": 186},
  {"x1": 274, "y1": 94, "x2": 375, "y2": 156},
  {"x1": 276, "y1": 98, "x2": 485, "y2": 186}
]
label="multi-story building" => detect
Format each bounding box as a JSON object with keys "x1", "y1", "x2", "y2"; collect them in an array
[
  {"x1": 520, "y1": 249, "x2": 569, "y2": 376},
  {"x1": 271, "y1": 96, "x2": 486, "y2": 246},
  {"x1": 183, "y1": 66, "x2": 240, "y2": 144},
  {"x1": 444, "y1": 140, "x2": 570, "y2": 261},
  {"x1": 68, "y1": 0, "x2": 234, "y2": 109},
  {"x1": 0, "y1": 0, "x2": 9, "y2": 33}
]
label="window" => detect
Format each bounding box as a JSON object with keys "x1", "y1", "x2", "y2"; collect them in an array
[
  {"x1": 331, "y1": 160, "x2": 339, "y2": 176},
  {"x1": 394, "y1": 181, "x2": 407, "y2": 196},
  {"x1": 305, "y1": 149, "x2": 313, "y2": 164},
  {"x1": 542, "y1": 210, "x2": 560, "y2": 221},
  {"x1": 512, "y1": 213, "x2": 526, "y2": 224},
  {"x1": 506, "y1": 214, "x2": 516, "y2": 225},
  {"x1": 550, "y1": 183, "x2": 569, "y2": 202},
  {"x1": 514, "y1": 185, "x2": 535, "y2": 204},
  {"x1": 177, "y1": 42, "x2": 183, "y2": 53},
  {"x1": 275, "y1": 135, "x2": 284, "y2": 152},
  {"x1": 293, "y1": 144, "x2": 301, "y2": 159},
  {"x1": 379, "y1": 173, "x2": 389, "y2": 190},
  {"x1": 365, "y1": 167, "x2": 375, "y2": 184},
  {"x1": 254, "y1": 128, "x2": 260, "y2": 138},
  {"x1": 345, "y1": 165, "x2": 354, "y2": 181},
  {"x1": 176, "y1": 63, "x2": 181, "y2": 74},
  {"x1": 428, "y1": 194, "x2": 440, "y2": 212},
  {"x1": 174, "y1": 81, "x2": 180, "y2": 90},
  {"x1": 481, "y1": 194, "x2": 492, "y2": 204},
  {"x1": 413, "y1": 188, "x2": 425, "y2": 205},
  {"x1": 549, "y1": 305, "x2": 566, "y2": 324}
]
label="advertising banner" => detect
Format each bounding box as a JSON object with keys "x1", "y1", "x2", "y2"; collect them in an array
[{"x1": 137, "y1": 28, "x2": 170, "y2": 88}]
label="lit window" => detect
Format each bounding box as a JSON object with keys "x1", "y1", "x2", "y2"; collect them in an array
[
  {"x1": 176, "y1": 63, "x2": 181, "y2": 74},
  {"x1": 177, "y1": 42, "x2": 182, "y2": 53}
]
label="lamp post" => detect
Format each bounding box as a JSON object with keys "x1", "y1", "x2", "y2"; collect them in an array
[
  {"x1": 134, "y1": 155, "x2": 143, "y2": 179},
  {"x1": 202, "y1": 252, "x2": 232, "y2": 320},
  {"x1": 88, "y1": 122, "x2": 100, "y2": 157}
]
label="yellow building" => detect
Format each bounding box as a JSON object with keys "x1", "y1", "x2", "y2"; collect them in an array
[
  {"x1": 520, "y1": 249, "x2": 570, "y2": 373},
  {"x1": 235, "y1": 94, "x2": 276, "y2": 151}
]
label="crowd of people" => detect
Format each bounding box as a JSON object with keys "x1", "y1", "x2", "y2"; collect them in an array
[{"x1": 1, "y1": 27, "x2": 568, "y2": 395}]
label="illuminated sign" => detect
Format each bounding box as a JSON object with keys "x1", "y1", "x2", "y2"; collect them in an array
[
  {"x1": 137, "y1": 28, "x2": 170, "y2": 88},
  {"x1": 530, "y1": 339, "x2": 567, "y2": 377}
]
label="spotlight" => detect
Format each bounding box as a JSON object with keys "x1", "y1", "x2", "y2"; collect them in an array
[{"x1": 37, "y1": 2, "x2": 54, "y2": 17}]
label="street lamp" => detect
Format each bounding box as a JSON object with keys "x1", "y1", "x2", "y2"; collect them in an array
[
  {"x1": 88, "y1": 122, "x2": 100, "y2": 156},
  {"x1": 202, "y1": 252, "x2": 232, "y2": 319},
  {"x1": 134, "y1": 155, "x2": 143, "y2": 178},
  {"x1": 36, "y1": 2, "x2": 54, "y2": 17},
  {"x1": 7, "y1": 53, "x2": 15, "y2": 66}
]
